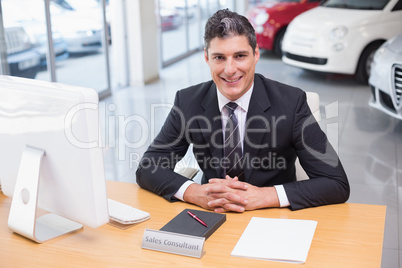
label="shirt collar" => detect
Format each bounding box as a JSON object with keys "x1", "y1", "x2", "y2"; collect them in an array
[{"x1": 217, "y1": 83, "x2": 254, "y2": 113}]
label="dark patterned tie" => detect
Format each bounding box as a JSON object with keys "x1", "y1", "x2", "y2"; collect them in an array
[{"x1": 223, "y1": 102, "x2": 243, "y2": 179}]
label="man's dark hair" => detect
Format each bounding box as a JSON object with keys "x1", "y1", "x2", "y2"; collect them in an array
[{"x1": 204, "y1": 9, "x2": 257, "y2": 54}]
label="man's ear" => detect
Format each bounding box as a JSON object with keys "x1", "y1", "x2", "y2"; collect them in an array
[
  {"x1": 204, "y1": 48, "x2": 209, "y2": 63},
  {"x1": 254, "y1": 45, "x2": 260, "y2": 64}
]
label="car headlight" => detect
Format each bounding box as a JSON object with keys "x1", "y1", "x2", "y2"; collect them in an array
[
  {"x1": 77, "y1": 30, "x2": 95, "y2": 37},
  {"x1": 255, "y1": 11, "x2": 269, "y2": 26},
  {"x1": 329, "y1": 26, "x2": 348, "y2": 41},
  {"x1": 329, "y1": 26, "x2": 348, "y2": 51}
]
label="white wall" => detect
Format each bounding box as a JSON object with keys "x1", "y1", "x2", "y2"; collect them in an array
[{"x1": 111, "y1": 0, "x2": 159, "y2": 87}]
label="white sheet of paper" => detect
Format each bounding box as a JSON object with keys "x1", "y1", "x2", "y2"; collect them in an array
[{"x1": 231, "y1": 217, "x2": 317, "y2": 263}]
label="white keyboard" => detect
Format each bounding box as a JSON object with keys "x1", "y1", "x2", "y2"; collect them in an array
[{"x1": 108, "y1": 199, "x2": 150, "y2": 224}]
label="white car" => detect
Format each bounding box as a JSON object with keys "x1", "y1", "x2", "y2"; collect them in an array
[
  {"x1": 282, "y1": 0, "x2": 402, "y2": 84},
  {"x1": 2, "y1": 1, "x2": 68, "y2": 65},
  {"x1": 369, "y1": 35, "x2": 402, "y2": 120},
  {"x1": 11, "y1": 0, "x2": 103, "y2": 54}
]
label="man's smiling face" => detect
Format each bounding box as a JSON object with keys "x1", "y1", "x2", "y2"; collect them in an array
[{"x1": 204, "y1": 35, "x2": 260, "y2": 101}]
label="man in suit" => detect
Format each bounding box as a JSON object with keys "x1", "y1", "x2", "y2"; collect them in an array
[{"x1": 136, "y1": 9, "x2": 349, "y2": 212}]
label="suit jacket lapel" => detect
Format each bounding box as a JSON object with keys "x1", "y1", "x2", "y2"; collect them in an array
[
  {"x1": 244, "y1": 75, "x2": 271, "y2": 179},
  {"x1": 199, "y1": 83, "x2": 223, "y2": 177}
]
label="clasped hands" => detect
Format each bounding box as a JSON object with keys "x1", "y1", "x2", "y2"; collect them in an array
[{"x1": 183, "y1": 175, "x2": 280, "y2": 213}]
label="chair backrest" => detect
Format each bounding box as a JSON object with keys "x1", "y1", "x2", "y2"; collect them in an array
[{"x1": 295, "y1": 91, "x2": 320, "y2": 181}]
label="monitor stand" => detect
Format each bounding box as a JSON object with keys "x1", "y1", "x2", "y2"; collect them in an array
[{"x1": 8, "y1": 146, "x2": 83, "y2": 243}]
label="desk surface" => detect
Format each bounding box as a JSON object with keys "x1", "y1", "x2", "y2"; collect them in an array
[{"x1": 0, "y1": 181, "x2": 386, "y2": 267}]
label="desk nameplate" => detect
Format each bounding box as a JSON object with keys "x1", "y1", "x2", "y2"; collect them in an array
[{"x1": 141, "y1": 229, "x2": 205, "y2": 258}]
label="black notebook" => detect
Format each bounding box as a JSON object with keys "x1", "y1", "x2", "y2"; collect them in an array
[{"x1": 160, "y1": 209, "x2": 226, "y2": 240}]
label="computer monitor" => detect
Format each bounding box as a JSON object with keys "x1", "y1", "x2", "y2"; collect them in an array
[{"x1": 0, "y1": 75, "x2": 109, "y2": 243}]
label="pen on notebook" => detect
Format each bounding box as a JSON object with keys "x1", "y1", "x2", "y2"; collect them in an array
[{"x1": 187, "y1": 211, "x2": 208, "y2": 227}]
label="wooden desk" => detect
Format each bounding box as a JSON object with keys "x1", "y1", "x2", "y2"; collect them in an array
[{"x1": 0, "y1": 181, "x2": 386, "y2": 267}]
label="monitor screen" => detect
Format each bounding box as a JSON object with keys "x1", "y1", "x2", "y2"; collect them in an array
[{"x1": 0, "y1": 75, "x2": 109, "y2": 241}]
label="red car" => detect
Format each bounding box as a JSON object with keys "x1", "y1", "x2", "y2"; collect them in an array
[{"x1": 247, "y1": 0, "x2": 321, "y2": 56}]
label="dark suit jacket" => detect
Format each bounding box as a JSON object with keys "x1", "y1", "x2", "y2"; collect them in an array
[{"x1": 136, "y1": 73, "x2": 350, "y2": 210}]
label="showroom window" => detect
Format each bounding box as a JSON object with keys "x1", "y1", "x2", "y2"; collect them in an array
[
  {"x1": 158, "y1": 0, "x2": 235, "y2": 67},
  {"x1": 0, "y1": 0, "x2": 111, "y2": 98}
]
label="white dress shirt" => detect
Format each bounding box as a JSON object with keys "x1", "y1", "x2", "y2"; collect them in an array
[{"x1": 174, "y1": 85, "x2": 290, "y2": 207}]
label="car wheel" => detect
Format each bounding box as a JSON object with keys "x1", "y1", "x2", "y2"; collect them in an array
[
  {"x1": 355, "y1": 42, "x2": 383, "y2": 84},
  {"x1": 274, "y1": 28, "x2": 286, "y2": 57}
]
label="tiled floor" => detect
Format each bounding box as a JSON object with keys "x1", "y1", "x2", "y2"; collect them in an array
[{"x1": 101, "y1": 50, "x2": 402, "y2": 267}]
